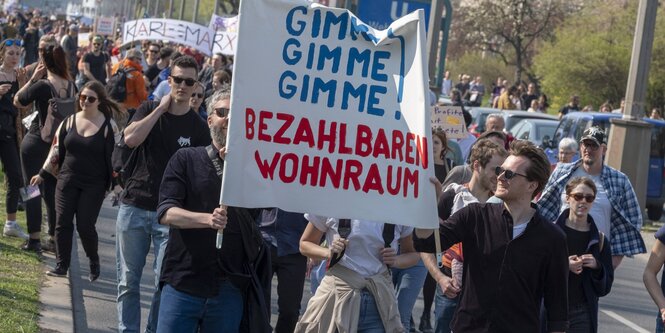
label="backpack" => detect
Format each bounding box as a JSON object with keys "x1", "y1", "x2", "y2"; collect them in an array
[
  {"x1": 107, "y1": 65, "x2": 136, "y2": 102},
  {"x1": 41, "y1": 80, "x2": 75, "y2": 143}
]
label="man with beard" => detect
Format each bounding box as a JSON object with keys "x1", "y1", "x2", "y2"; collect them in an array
[
  {"x1": 115, "y1": 55, "x2": 211, "y2": 333},
  {"x1": 421, "y1": 139, "x2": 508, "y2": 332},
  {"x1": 156, "y1": 86, "x2": 271, "y2": 332},
  {"x1": 414, "y1": 140, "x2": 569, "y2": 333},
  {"x1": 81, "y1": 35, "x2": 111, "y2": 84},
  {"x1": 538, "y1": 126, "x2": 645, "y2": 269}
]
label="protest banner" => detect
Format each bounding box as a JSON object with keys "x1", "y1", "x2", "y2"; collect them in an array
[
  {"x1": 209, "y1": 14, "x2": 238, "y2": 55},
  {"x1": 431, "y1": 105, "x2": 467, "y2": 139},
  {"x1": 96, "y1": 16, "x2": 115, "y2": 36},
  {"x1": 122, "y1": 18, "x2": 218, "y2": 56},
  {"x1": 221, "y1": 0, "x2": 437, "y2": 228},
  {"x1": 78, "y1": 33, "x2": 90, "y2": 48}
]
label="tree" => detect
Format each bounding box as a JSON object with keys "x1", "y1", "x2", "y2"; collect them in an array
[
  {"x1": 533, "y1": 0, "x2": 665, "y2": 112},
  {"x1": 449, "y1": 0, "x2": 576, "y2": 84}
]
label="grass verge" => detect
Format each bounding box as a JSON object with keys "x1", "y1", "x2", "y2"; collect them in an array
[{"x1": 0, "y1": 185, "x2": 42, "y2": 333}]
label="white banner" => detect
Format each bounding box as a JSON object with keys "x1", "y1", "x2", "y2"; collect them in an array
[
  {"x1": 221, "y1": 0, "x2": 437, "y2": 228},
  {"x1": 209, "y1": 14, "x2": 238, "y2": 55},
  {"x1": 96, "y1": 16, "x2": 115, "y2": 36},
  {"x1": 122, "y1": 19, "x2": 219, "y2": 56}
]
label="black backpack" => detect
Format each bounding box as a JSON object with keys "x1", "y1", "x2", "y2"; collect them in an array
[{"x1": 107, "y1": 65, "x2": 136, "y2": 102}]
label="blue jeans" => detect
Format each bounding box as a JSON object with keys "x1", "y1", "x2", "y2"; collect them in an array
[
  {"x1": 358, "y1": 289, "x2": 386, "y2": 333},
  {"x1": 392, "y1": 260, "x2": 428, "y2": 331},
  {"x1": 157, "y1": 281, "x2": 243, "y2": 333},
  {"x1": 434, "y1": 283, "x2": 458, "y2": 333},
  {"x1": 657, "y1": 313, "x2": 664, "y2": 333},
  {"x1": 116, "y1": 203, "x2": 170, "y2": 333}
]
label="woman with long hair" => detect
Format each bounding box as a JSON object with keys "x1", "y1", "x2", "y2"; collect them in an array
[
  {"x1": 31, "y1": 81, "x2": 125, "y2": 281},
  {"x1": 0, "y1": 39, "x2": 29, "y2": 243},
  {"x1": 548, "y1": 177, "x2": 613, "y2": 333},
  {"x1": 13, "y1": 36, "x2": 71, "y2": 252}
]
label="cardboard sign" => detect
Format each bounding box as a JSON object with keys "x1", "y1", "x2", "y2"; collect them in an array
[
  {"x1": 78, "y1": 33, "x2": 90, "y2": 48},
  {"x1": 122, "y1": 19, "x2": 219, "y2": 56},
  {"x1": 221, "y1": 0, "x2": 437, "y2": 228},
  {"x1": 96, "y1": 16, "x2": 115, "y2": 36},
  {"x1": 431, "y1": 106, "x2": 467, "y2": 139}
]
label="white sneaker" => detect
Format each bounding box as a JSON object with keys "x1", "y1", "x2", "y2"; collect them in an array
[{"x1": 3, "y1": 221, "x2": 28, "y2": 240}]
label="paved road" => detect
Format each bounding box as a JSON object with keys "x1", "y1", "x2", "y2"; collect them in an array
[{"x1": 68, "y1": 198, "x2": 660, "y2": 332}]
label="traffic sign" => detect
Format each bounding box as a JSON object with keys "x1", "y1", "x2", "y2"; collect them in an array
[{"x1": 356, "y1": 0, "x2": 431, "y2": 30}]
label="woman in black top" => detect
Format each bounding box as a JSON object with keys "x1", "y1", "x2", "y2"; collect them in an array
[
  {"x1": 32, "y1": 81, "x2": 122, "y2": 281},
  {"x1": 433, "y1": 130, "x2": 454, "y2": 183},
  {"x1": 0, "y1": 39, "x2": 28, "y2": 243},
  {"x1": 554, "y1": 177, "x2": 613, "y2": 333},
  {"x1": 13, "y1": 36, "x2": 71, "y2": 252}
]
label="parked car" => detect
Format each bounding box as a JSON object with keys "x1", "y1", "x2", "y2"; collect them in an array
[
  {"x1": 509, "y1": 118, "x2": 559, "y2": 147},
  {"x1": 467, "y1": 107, "x2": 557, "y2": 136},
  {"x1": 543, "y1": 111, "x2": 665, "y2": 220}
]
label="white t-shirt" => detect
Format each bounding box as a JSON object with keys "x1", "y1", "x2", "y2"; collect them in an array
[
  {"x1": 305, "y1": 214, "x2": 413, "y2": 277},
  {"x1": 559, "y1": 169, "x2": 613, "y2": 239}
]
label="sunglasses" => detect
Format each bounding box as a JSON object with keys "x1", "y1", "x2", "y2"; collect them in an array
[
  {"x1": 170, "y1": 75, "x2": 196, "y2": 87},
  {"x1": 495, "y1": 166, "x2": 528, "y2": 180},
  {"x1": 191, "y1": 93, "x2": 204, "y2": 98},
  {"x1": 214, "y1": 107, "x2": 229, "y2": 117},
  {"x1": 3, "y1": 39, "x2": 22, "y2": 47},
  {"x1": 79, "y1": 94, "x2": 98, "y2": 104},
  {"x1": 570, "y1": 192, "x2": 595, "y2": 203}
]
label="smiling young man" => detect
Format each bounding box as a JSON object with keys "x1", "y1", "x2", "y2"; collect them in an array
[
  {"x1": 415, "y1": 140, "x2": 569, "y2": 333},
  {"x1": 538, "y1": 126, "x2": 645, "y2": 269},
  {"x1": 115, "y1": 55, "x2": 211, "y2": 333},
  {"x1": 81, "y1": 35, "x2": 111, "y2": 84}
]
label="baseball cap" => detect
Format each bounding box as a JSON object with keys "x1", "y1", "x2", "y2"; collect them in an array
[{"x1": 580, "y1": 126, "x2": 606, "y2": 145}]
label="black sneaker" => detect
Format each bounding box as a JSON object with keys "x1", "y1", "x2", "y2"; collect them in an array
[
  {"x1": 46, "y1": 264, "x2": 68, "y2": 277},
  {"x1": 89, "y1": 260, "x2": 100, "y2": 282},
  {"x1": 21, "y1": 239, "x2": 42, "y2": 253},
  {"x1": 419, "y1": 312, "x2": 433, "y2": 333}
]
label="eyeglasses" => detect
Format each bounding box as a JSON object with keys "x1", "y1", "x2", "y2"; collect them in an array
[
  {"x1": 570, "y1": 192, "x2": 595, "y2": 203},
  {"x1": 79, "y1": 94, "x2": 98, "y2": 104},
  {"x1": 3, "y1": 39, "x2": 22, "y2": 47},
  {"x1": 495, "y1": 166, "x2": 528, "y2": 180},
  {"x1": 581, "y1": 141, "x2": 600, "y2": 151},
  {"x1": 170, "y1": 75, "x2": 196, "y2": 87},
  {"x1": 191, "y1": 93, "x2": 204, "y2": 98},
  {"x1": 214, "y1": 107, "x2": 229, "y2": 117}
]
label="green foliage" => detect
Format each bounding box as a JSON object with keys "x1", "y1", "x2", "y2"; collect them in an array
[{"x1": 534, "y1": 0, "x2": 665, "y2": 113}]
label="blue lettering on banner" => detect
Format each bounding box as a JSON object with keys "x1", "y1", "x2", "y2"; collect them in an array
[{"x1": 280, "y1": 6, "x2": 407, "y2": 120}]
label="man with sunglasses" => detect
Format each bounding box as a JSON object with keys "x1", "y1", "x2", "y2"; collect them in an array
[
  {"x1": 115, "y1": 55, "x2": 211, "y2": 333},
  {"x1": 81, "y1": 35, "x2": 111, "y2": 84},
  {"x1": 414, "y1": 140, "x2": 569, "y2": 333},
  {"x1": 538, "y1": 126, "x2": 646, "y2": 269}
]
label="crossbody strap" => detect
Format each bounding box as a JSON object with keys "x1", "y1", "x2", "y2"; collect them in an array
[{"x1": 206, "y1": 144, "x2": 224, "y2": 180}]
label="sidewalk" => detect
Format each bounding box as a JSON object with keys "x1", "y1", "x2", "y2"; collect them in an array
[{"x1": 38, "y1": 251, "x2": 73, "y2": 333}]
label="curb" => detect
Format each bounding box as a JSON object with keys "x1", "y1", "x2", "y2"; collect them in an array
[{"x1": 38, "y1": 251, "x2": 74, "y2": 333}]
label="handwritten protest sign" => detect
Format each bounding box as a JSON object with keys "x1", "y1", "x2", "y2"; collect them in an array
[
  {"x1": 221, "y1": 0, "x2": 437, "y2": 228},
  {"x1": 209, "y1": 14, "x2": 238, "y2": 55},
  {"x1": 123, "y1": 19, "x2": 222, "y2": 56},
  {"x1": 431, "y1": 106, "x2": 467, "y2": 139},
  {"x1": 96, "y1": 17, "x2": 115, "y2": 36},
  {"x1": 78, "y1": 33, "x2": 90, "y2": 48}
]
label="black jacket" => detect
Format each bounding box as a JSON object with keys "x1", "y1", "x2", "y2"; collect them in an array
[{"x1": 414, "y1": 202, "x2": 569, "y2": 333}]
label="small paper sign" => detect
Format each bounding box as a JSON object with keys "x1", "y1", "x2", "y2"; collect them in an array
[{"x1": 431, "y1": 105, "x2": 467, "y2": 139}]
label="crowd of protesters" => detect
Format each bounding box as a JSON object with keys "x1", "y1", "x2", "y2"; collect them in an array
[{"x1": 2, "y1": 7, "x2": 665, "y2": 333}]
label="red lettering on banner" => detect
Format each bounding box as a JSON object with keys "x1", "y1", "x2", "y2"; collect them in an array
[
  {"x1": 274, "y1": 113, "x2": 294, "y2": 144},
  {"x1": 391, "y1": 130, "x2": 404, "y2": 162},
  {"x1": 355, "y1": 125, "x2": 372, "y2": 157},
  {"x1": 293, "y1": 118, "x2": 315, "y2": 147},
  {"x1": 338, "y1": 123, "x2": 352, "y2": 154},
  {"x1": 279, "y1": 153, "x2": 299, "y2": 183},
  {"x1": 320, "y1": 157, "x2": 343, "y2": 188},
  {"x1": 245, "y1": 108, "x2": 255, "y2": 139},
  {"x1": 373, "y1": 129, "x2": 390, "y2": 159},
  {"x1": 404, "y1": 168, "x2": 418, "y2": 198},
  {"x1": 255, "y1": 151, "x2": 280, "y2": 180},
  {"x1": 343, "y1": 159, "x2": 363, "y2": 191},
  {"x1": 362, "y1": 164, "x2": 384, "y2": 194},
  {"x1": 300, "y1": 155, "x2": 320, "y2": 185},
  {"x1": 416, "y1": 135, "x2": 428, "y2": 168},
  {"x1": 405, "y1": 132, "x2": 415, "y2": 165},
  {"x1": 317, "y1": 120, "x2": 336, "y2": 153},
  {"x1": 386, "y1": 165, "x2": 401, "y2": 195},
  {"x1": 258, "y1": 111, "x2": 272, "y2": 142}
]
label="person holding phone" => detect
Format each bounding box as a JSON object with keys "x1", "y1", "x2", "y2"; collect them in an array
[{"x1": 0, "y1": 39, "x2": 28, "y2": 243}]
